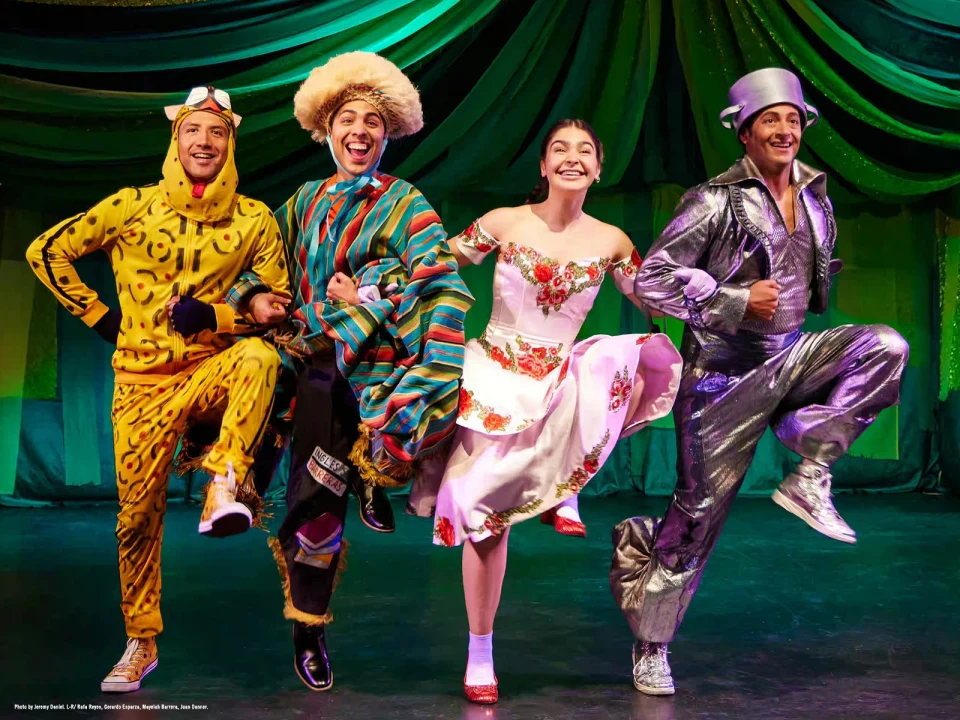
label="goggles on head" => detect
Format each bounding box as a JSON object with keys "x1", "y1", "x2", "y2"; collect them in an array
[{"x1": 164, "y1": 86, "x2": 242, "y2": 128}]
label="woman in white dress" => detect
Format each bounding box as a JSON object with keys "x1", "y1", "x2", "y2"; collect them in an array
[{"x1": 408, "y1": 120, "x2": 684, "y2": 703}]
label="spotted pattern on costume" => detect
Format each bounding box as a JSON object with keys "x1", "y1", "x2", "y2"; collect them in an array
[{"x1": 112, "y1": 339, "x2": 280, "y2": 637}]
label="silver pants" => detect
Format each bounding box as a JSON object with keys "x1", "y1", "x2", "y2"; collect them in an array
[{"x1": 610, "y1": 324, "x2": 908, "y2": 643}]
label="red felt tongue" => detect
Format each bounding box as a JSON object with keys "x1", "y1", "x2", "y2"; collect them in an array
[{"x1": 191, "y1": 183, "x2": 206, "y2": 198}]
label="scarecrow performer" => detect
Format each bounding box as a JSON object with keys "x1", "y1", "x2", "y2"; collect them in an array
[{"x1": 230, "y1": 52, "x2": 472, "y2": 691}]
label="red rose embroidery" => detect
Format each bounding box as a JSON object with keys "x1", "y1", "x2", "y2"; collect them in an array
[
  {"x1": 490, "y1": 346, "x2": 512, "y2": 370},
  {"x1": 475, "y1": 241, "x2": 493, "y2": 253},
  {"x1": 567, "y1": 468, "x2": 589, "y2": 493},
  {"x1": 586, "y1": 266, "x2": 600, "y2": 280},
  {"x1": 609, "y1": 371, "x2": 633, "y2": 411},
  {"x1": 484, "y1": 514, "x2": 507, "y2": 536},
  {"x1": 459, "y1": 387, "x2": 473, "y2": 416},
  {"x1": 532, "y1": 347, "x2": 547, "y2": 360},
  {"x1": 517, "y1": 354, "x2": 549, "y2": 380},
  {"x1": 563, "y1": 267, "x2": 576, "y2": 281},
  {"x1": 483, "y1": 413, "x2": 508, "y2": 432},
  {"x1": 584, "y1": 458, "x2": 599, "y2": 474},
  {"x1": 534, "y1": 264, "x2": 554, "y2": 283},
  {"x1": 557, "y1": 358, "x2": 571, "y2": 383},
  {"x1": 435, "y1": 516, "x2": 456, "y2": 546}
]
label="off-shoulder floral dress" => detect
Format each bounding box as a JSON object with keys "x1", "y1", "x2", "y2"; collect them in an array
[{"x1": 408, "y1": 221, "x2": 682, "y2": 546}]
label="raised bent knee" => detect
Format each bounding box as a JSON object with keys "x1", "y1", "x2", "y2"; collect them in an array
[
  {"x1": 235, "y1": 337, "x2": 281, "y2": 371},
  {"x1": 867, "y1": 324, "x2": 909, "y2": 365}
]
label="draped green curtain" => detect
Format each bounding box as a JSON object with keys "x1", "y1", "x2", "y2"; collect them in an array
[
  {"x1": 673, "y1": 0, "x2": 960, "y2": 192},
  {"x1": 884, "y1": 0, "x2": 960, "y2": 30},
  {"x1": 1, "y1": 0, "x2": 958, "y2": 502}
]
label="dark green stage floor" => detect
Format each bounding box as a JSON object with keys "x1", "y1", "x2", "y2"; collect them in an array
[{"x1": 1, "y1": 493, "x2": 958, "y2": 719}]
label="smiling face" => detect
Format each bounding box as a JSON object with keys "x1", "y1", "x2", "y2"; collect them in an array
[
  {"x1": 540, "y1": 126, "x2": 601, "y2": 197},
  {"x1": 328, "y1": 99, "x2": 386, "y2": 179},
  {"x1": 177, "y1": 111, "x2": 231, "y2": 182},
  {"x1": 740, "y1": 103, "x2": 802, "y2": 174}
]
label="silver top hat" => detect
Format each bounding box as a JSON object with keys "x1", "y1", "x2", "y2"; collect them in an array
[{"x1": 719, "y1": 68, "x2": 818, "y2": 132}]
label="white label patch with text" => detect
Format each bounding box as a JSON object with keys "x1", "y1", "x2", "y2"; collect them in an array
[
  {"x1": 307, "y1": 457, "x2": 347, "y2": 497},
  {"x1": 311, "y1": 447, "x2": 349, "y2": 479}
]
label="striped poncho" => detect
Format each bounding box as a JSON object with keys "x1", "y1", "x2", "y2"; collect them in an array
[{"x1": 230, "y1": 172, "x2": 473, "y2": 484}]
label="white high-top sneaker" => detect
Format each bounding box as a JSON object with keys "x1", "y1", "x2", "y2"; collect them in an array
[
  {"x1": 198, "y1": 462, "x2": 252, "y2": 537},
  {"x1": 772, "y1": 460, "x2": 856, "y2": 544},
  {"x1": 101, "y1": 637, "x2": 158, "y2": 693}
]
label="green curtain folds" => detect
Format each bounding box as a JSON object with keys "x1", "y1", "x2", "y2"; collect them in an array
[
  {"x1": 940, "y1": 211, "x2": 960, "y2": 399},
  {"x1": 786, "y1": 0, "x2": 960, "y2": 108},
  {"x1": 885, "y1": 0, "x2": 960, "y2": 28},
  {"x1": 741, "y1": 0, "x2": 960, "y2": 148},
  {"x1": 671, "y1": 0, "x2": 960, "y2": 196},
  {"x1": 0, "y1": 0, "x2": 501, "y2": 120},
  {"x1": 4, "y1": 0, "x2": 960, "y2": 203},
  {"x1": 2, "y1": 1, "x2": 469, "y2": 72},
  {"x1": 396, "y1": 0, "x2": 663, "y2": 197},
  {"x1": 819, "y1": 0, "x2": 960, "y2": 80},
  {"x1": 0, "y1": 0, "x2": 501, "y2": 200},
  {"x1": 20, "y1": 0, "x2": 209, "y2": 6}
]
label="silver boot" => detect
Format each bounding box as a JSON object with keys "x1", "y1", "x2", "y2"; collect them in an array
[
  {"x1": 772, "y1": 460, "x2": 856, "y2": 544},
  {"x1": 632, "y1": 640, "x2": 675, "y2": 695}
]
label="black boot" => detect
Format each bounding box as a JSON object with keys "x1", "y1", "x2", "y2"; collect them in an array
[
  {"x1": 293, "y1": 622, "x2": 333, "y2": 692},
  {"x1": 351, "y1": 476, "x2": 395, "y2": 533}
]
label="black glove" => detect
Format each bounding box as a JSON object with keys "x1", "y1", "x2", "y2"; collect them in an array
[
  {"x1": 171, "y1": 296, "x2": 217, "y2": 336},
  {"x1": 93, "y1": 308, "x2": 122, "y2": 345}
]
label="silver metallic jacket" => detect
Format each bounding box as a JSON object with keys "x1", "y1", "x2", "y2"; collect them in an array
[{"x1": 634, "y1": 156, "x2": 839, "y2": 337}]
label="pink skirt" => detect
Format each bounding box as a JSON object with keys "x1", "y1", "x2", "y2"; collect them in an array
[{"x1": 408, "y1": 332, "x2": 682, "y2": 546}]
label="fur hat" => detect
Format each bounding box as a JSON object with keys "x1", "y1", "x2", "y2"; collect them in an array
[{"x1": 293, "y1": 51, "x2": 424, "y2": 143}]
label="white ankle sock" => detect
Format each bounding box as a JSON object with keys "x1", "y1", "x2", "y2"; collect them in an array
[
  {"x1": 466, "y1": 631, "x2": 495, "y2": 685},
  {"x1": 556, "y1": 496, "x2": 581, "y2": 523}
]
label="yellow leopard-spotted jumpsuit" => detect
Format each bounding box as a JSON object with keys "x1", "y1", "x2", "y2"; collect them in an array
[{"x1": 26, "y1": 106, "x2": 291, "y2": 637}]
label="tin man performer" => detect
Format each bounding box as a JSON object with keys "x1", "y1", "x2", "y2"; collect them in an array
[{"x1": 610, "y1": 68, "x2": 909, "y2": 695}]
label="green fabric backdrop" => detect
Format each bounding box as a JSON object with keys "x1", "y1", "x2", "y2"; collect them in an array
[{"x1": 1, "y1": 0, "x2": 957, "y2": 504}]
